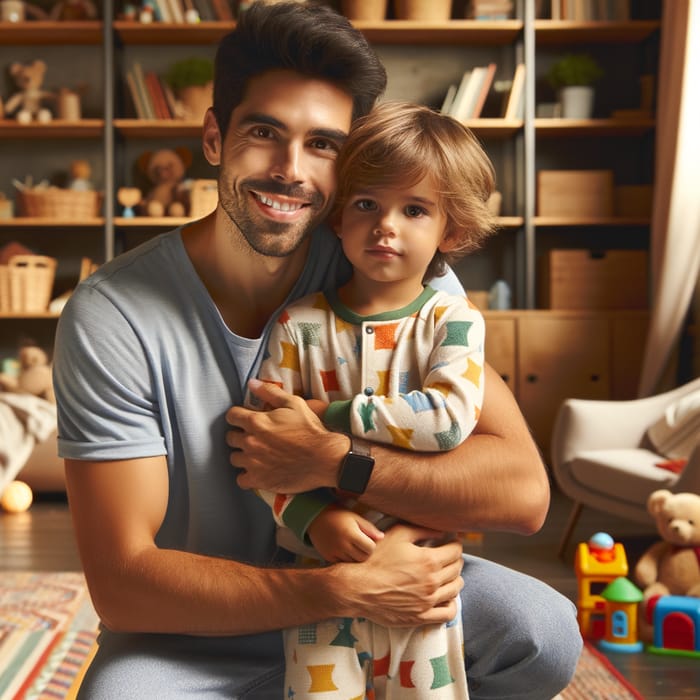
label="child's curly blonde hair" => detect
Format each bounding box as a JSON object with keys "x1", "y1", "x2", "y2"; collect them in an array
[{"x1": 332, "y1": 101, "x2": 498, "y2": 279}]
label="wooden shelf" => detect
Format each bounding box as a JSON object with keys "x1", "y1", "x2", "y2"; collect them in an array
[
  {"x1": 354, "y1": 20, "x2": 522, "y2": 45},
  {"x1": 535, "y1": 118, "x2": 655, "y2": 137},
  {"x1": 114, "y1": 119, "x2": 203, "y2": 138},
  {"x1": 496, "y1": 216, "x2": 524, "y2": 229},
  {"x1": 0, "y1": 311, "x2": 60, "y2": 319},
  {"x1": 534, "y1": 20, "x2": 660, "y2": 44},
  {"x1": 113, "y1": 19, "x2": 523, "y2": 46},
  {"x1": 0, "y1": 119, "x2": 104, "y2": 138},
  {"x1": 534, "y1": 216, "x2": 651, "y2": 227},
  {"x1": 0, "y1": 218, "x2": 104, "y2": 227},
  {"x1": 0, "y1": 20, "x2": 102, "y2": 44},
  {"x1": 114, "y1": 21, "x2": 235, "y2": 44},
  {"x1": 115, "y1": 216, "x2": 193, "y2": 227}
]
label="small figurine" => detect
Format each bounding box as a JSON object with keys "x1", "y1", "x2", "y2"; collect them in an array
[
  {"x1": 49, "y1": 0, "x2": 98, "y2": 20},
  {"x1": 69, "y1": 160, "x2": 93, "y2": 191},
  {"x1": 117, "y1": 187, "x2": 142, "y2": 218}
]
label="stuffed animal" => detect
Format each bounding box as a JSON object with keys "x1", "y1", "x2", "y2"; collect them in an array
[
  {"x1": 137, "y1": 147, "x2": 192, "y2": 217},
  {"x1": 4, "y1": 60, "x2": 54, "y2": 124},
  {"x1": 634, "y1": 489, "x2": 700, "y2": 640},
  {"x1": 0, "y1": 345, "x2": 55, "y2": 404}
]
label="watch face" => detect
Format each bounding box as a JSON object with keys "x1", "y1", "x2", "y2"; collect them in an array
[{"x1": 339, "y1": 452, "x2": 375, "y2": 494}]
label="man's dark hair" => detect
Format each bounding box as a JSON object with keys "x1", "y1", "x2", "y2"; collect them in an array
[{"x1": 213, "y1": 1, "x2": 387, "y2": 136}]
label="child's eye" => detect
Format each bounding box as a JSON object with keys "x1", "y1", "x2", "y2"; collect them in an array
[
  {"x1": 354, "y1": 199, "x2": 376, "y2": 211},
  {"x1": 405, "y1": 205, "x2": 427, "y2": 217}
]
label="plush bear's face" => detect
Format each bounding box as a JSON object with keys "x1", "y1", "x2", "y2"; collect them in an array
[
  {"x1": 652, "y1": 492, "x2": 700, "y2": 547},
  {"x1": 10, "y1": 61, "x2": 46, "y2": 91},
  {"x1": 19, "y1": 346, "x2": 48, "y2": 370},
  {"x1": 146, "y1": 150, "x2": 186, "y2": 185}
]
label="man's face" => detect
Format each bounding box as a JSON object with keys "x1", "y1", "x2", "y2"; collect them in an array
[{"x1": 208, "y1": 70, "x2": 354, "y2": 258}]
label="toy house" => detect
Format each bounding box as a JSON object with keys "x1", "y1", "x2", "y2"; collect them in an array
[
  {"x1": 648, "y1": 596, "x2": 700, "y2": 658},
  {"x1": 598, "y1": 577, "x2": 644, "y2": 653},
  {"x1": 575, "y1": 533, "x2": 629, "y2": 638}
]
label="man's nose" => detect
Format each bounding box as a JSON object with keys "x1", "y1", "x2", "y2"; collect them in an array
[{"x1": 271, "y1": 142, "x2": 303, "y2": 183}]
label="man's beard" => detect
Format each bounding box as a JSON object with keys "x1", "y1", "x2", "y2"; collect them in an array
[{"x1": 219, "y1": 177, "x2": 329, "y2": 258}]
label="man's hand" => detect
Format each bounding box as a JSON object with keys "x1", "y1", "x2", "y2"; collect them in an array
[
  {"x1": 308, "y1": 506, "x2": 384, "y2": 563},
  {"x1": 337, "y1": 523, "x2": 465, "y2": 627},
  {"x1": 226, "y1": 379, "x2": 346, "y2": 493}
]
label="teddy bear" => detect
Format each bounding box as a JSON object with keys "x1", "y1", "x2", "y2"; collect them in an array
[
  {"x1": 137, "y1": 147, "x2": 192, "y2": 217},
  {"x1": 4, "y1": 60, "x2": 54, "y2": 124},
  {"x1": 634, "y1": 488, "x2": 700, "y2": 641},
  {"x1": 0, "y1": 345, "x2": 55, "y2": 404}
]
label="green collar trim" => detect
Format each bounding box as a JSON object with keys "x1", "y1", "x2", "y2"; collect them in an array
[{"x1": 326, "y1": 285, "x2": 437, "y2": 324}]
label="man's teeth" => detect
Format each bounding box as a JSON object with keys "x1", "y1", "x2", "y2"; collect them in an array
[{"x1": 257, "y1": 194, "x2": 303, "y2": 212}]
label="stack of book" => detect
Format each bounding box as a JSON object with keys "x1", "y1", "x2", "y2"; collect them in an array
[
  {"x1": 467, "y1": 0, "x2": 514, "y2": 20},
  {"x1": 125, "y1": 63, "x2": 182, "y2": 120},
  {"x1": 146, "y1": 0, "x2": 234, "y2": 23},
  {"x1": 441, "y1": 62, "x2": 525, "y2": 122}
]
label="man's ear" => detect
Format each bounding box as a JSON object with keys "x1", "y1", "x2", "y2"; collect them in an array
[{"x1": 202, "y1": 108, "x2": 222, "y2": 166}]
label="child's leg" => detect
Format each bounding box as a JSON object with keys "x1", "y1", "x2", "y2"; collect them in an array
[
  {"x1": 283, "y1": 619, "x2": 368, "y2": 698},
  {"x1": 373, "y1": 596, "x2": 468, "y2": 699}
]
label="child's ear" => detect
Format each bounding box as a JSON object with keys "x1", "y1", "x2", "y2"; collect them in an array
[{"x1": 438, "y1": 228, "x2": 460, "y2": 253}]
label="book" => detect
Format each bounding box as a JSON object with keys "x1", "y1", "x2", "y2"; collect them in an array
[
  {"x1": 165, "y1": 0, "x2": 185, "y2": 22},
  {"x1": 470, "y1": 62, "x2": 497, "y2": 118},
  {"x1": 193, "y1": 0, "x2": 216, "y2": 20},
  {"x1": 125, "y1": 70, "x2": 147, "y2": 119},
  {"x1": 504, "y1": 63, "x2": 525, "y2": 120},
  {"x1": 211, "y1": 0, "x2": 233, "y2": 20},
  {"x1": 440, "y1": 84, "x2": 457, "y2": 115},
  {"x1": 132, "y1": 62, "x2": 156, "y2": 119},
  {"x1": 450, "y1": 67, "x2": 486, "y2": 123},
  {"x1": 152, "y1": 0, "x2": 172, "y2": 22},
  {"x1": 146, "y1": 72, "x2": 172, "y2": 119}
]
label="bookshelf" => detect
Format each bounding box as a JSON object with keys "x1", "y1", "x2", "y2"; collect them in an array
[{"x1": 0, "y1": 0, "x2": 664, "y2": 452}]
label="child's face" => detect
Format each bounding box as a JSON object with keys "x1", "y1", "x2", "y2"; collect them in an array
[{"x1": 336, "y1": 175, "x2": 451, "y2": 288}]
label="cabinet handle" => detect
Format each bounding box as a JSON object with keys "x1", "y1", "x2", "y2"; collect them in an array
[
  {"x1": 526, "y1": 374, "x2": 538, "y2": 383},
  {"x1": 590, "y1": 374, "x2": 600, "y2": 382},
  {"x1": 501, "y1": 374, "x2": 510, "y2": 382}
]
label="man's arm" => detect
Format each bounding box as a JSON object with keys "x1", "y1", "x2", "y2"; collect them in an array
[
  {"x1": 229, "y1": 363, "x2": 549, "y2": 535},
  {"x1": 65, "y1": 456, "x2": 464, "y2": 635}
]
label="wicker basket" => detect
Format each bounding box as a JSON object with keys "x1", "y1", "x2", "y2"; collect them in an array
[
  {"x1": 17, "y1": 189, "x2": 101, "y2": 219},
  {"x1": 0, "y1": 255, "x2": 57, "y2": 313}
]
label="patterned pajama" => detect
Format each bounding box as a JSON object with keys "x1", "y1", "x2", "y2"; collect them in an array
[
  {"x1": 251, "y1": 285, "x2": 486, "y2": 699},
  {"x1": 284, "y1": 596, "x2": 466, "y2": 699}
]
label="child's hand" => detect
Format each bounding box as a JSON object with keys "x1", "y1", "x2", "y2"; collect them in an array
[
  {"x1": 305, "y1": 398, "x2": 328, "y2": 418},
  {"x1": 308, "y1": 506, "x2": 384, "y2": 563}
]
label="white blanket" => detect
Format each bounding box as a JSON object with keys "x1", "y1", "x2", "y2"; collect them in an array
[{"x1": 0, "y1": 392, "x2": 57, "y2": 494}]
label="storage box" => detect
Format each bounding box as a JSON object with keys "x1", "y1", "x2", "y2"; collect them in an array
[
  {"x1": 538, "y1": 249, "x2": 648, "y2": 310},
  {"x1": 537, "y1": 170, "x2": 614, "y2": 217},
  {"x1": 614, "y1": 185, "x2": 653, "y2": 217}
]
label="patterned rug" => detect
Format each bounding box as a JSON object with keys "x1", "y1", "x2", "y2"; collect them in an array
[
  {"x1": 0, "y1": 572, "x2": 98, "y2": 700},
  {"x1": 1, "y1": 572, "x2": 643, "y2": 700}
]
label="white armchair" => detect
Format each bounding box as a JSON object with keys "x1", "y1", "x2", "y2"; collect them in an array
[{"x1": 550, "y1": 376, "x2": 700, "y2": 558}]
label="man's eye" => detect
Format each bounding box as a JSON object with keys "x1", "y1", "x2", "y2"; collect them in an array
[
  {"x1": 253, "y1": 126, "x2": 274, "y2": 138},
  {"x1": 310, "y1": 138, "x2": 340, "y2": 153}
]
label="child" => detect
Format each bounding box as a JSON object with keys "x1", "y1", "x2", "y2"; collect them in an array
[{"x1": 250, "y1": 100, "x2": 497, "y2": 698}]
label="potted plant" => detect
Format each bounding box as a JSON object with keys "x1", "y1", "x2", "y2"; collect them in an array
[
  {"x1": 164, "y1": 57, "x2": 214, "y2": 123},
  {"x1": 547, "y1": 53, "x2": 603, "y2": 119}
]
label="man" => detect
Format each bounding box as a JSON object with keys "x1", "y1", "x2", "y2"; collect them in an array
[{"x1": 54, "y1": 3, "x2": 581, "y2": 698}]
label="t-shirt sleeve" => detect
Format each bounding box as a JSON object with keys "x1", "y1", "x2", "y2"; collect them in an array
[{"x1": 53, "y1": 283, "x2": 166, "y2": 461}]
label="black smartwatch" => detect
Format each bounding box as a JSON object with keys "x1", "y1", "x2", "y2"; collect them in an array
[{"x1": 338, "y1": 436, "x2": 375, "y2": 494}]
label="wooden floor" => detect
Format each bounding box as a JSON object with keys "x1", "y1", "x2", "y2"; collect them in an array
[{"x1": 2, "y1": 488, "x2": 699, "y2": 698}]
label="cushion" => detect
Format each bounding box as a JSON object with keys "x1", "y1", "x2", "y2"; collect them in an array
[
  {"x1": 570, "y1": 448, "x2": 679, "y2": 507},
  {"x1": 646, "y1": 389, "x2": 700, "y2": 459}
]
